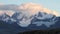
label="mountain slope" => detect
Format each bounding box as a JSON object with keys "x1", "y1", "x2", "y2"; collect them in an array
[{"x1": 0, "y1": 17, "x2": 60, "y2": 34}]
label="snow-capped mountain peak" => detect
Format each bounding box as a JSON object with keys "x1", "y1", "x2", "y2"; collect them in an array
[{"x1": 0, "y1": 3, "x2": 59, "y2": 27}]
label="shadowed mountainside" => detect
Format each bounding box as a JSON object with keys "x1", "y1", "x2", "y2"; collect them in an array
[{"x1": 0, "y1": 17, "x2": 60, "y2": 34}]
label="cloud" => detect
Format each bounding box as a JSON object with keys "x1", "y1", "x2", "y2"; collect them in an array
[
  {"x1": 53, "y1": 11, "x2": 60, "y2": 16},
  {"x1": 19, "y1": 3, "x2": 43, "y2": 16},
  {"x1": 0, "y1": 10, "x2": 15, "y2": 17},
  {"x1": 5, "y1": 10, "x2": 15, "y2": 17},
  {"x1": 18, "y1": 3, "x2": 59, "y2": 16},
  {"x1": 0, "y1": 10, "x2": 5, "y2": 15},
  {"x1": 42, "y1": 8, "x2": 52, "y2": 14}
]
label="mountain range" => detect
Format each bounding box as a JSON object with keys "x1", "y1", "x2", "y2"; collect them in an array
[{"x1": 0, "y1": 3, "x2": 60, "y2": 34}]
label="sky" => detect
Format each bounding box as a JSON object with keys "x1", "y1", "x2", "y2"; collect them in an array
[{"x1": 0, "y1": 0, "x2": 60, "y2": 15}]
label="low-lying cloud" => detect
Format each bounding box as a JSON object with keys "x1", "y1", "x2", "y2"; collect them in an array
[
  {"x1": 18, "y1": 3, "x2": 59, "y2": 16},
  {"x1": 0, "y1": 10, "x2": 15, "y2": 17}
]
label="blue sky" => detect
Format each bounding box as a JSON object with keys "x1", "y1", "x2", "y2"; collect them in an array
[{"x1": 0, "y1": 0, "x2": 60, "y2": 15}]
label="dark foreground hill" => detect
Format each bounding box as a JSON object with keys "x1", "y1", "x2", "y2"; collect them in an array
[{"x1": 18, "y1": 28, "x2": 60, "y2": 34}]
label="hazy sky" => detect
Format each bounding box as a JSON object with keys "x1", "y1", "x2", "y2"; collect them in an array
[{"x1": 0, "y1": 0, "x2": 60, "y2": 15}]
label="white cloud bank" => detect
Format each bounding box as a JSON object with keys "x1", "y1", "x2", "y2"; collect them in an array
[
  {"x1": 0, "y1": 10, "x2": 15, "y2": 17},
  {"x1": 18, "y1": 3, "x2": 59, "y2": 16}
]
